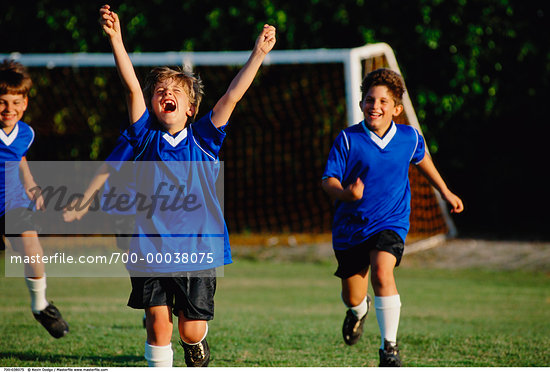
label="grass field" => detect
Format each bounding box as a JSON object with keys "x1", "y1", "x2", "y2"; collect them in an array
[{"x1": 1, "y1": 251, "x2": 549, "y2": 367}]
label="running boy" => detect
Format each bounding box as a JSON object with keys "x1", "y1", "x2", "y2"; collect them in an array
[
  {"x1": 322, "y1": 68, "x2": 463, "y2": 367},
  {"x1": 0, "y1": 59, "x2": 69, "y2": 338},
  {"x1": 99, "y1": 4, "x2": 276, "y2": 367}
]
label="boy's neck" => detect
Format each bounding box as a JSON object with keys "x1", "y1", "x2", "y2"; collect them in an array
[
  {"x1": 156, "y1": 117, "x2": 189, "y2": 135},
  {"x1": 0, "y1": 123, "x2": 17, "y2": 135},
  {"x1": 365, "y1": 121, "x2": 393, "y2": 138},
  {"x1": 164, "y1": 122, "x2": 187, "y2": 135}
]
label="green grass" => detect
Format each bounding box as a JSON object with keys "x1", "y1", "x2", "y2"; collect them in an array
[{"x1": 1, "y1": 253, "x2": 549, "y2": 367}]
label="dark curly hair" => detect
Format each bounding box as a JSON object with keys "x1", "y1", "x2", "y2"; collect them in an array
[{"x1": 360, "y1": 68, "x2": 405, "y2": 105}]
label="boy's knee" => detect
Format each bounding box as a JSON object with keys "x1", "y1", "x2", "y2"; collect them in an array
[
  {"x1": 342, "y1": 291, "x2": 366, "y2": 308},
  {"x1": 180, "y1": 320, "x2": 208, "y2": 344},
  {"x1": 370, "y1": 264, "x2": 394, "y2": 289}
]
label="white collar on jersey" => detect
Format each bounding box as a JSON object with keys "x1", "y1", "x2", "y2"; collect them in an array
[
  {"x1": 0, "y1": 123, "x2": 19, "y2": 146},
  {"x1": 162, "y1": 128, "x2": 188, "y2": 147},
  {"x1": 363, "y1": 120, "x2": 396, "y2": 150}
]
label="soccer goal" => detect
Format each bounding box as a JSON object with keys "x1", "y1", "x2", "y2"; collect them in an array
[{"x1": 2, "y1": 43, "x2": 455, "y2": 249}]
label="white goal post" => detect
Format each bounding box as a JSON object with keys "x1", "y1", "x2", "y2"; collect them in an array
[
  {"x1": 1, "y1": 42, "x2": 457, "y2": 244},
  {"x1": 3, "y1": 43, "x2": 414, "y2": 130}
]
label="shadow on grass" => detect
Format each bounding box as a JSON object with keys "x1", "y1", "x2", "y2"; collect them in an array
[{"x1": 0, "y1": 351, "x2": 144, "y2": 366}]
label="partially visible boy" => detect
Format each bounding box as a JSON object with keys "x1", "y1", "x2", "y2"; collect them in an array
[
  {"x1": 322, "y1": 68, "x2": 463, "y2": 366},
  {"x1": 0, "y1": 59, "x2": 69, "y2": 338},
  {"x1": 99, "y1": 4, "x2": 276, "y2": 367}
]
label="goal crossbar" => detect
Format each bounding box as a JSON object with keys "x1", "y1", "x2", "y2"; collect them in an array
[{"x1": 2, "y1": 43, "x2": 412, "y2": 131}]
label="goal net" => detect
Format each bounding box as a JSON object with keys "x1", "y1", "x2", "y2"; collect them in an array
[{"x1": 2, "y1": 43, "x2": 454, "y2": 247}]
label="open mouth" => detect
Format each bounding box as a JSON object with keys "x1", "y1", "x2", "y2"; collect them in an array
[{"x1": 162, "y1": 100, "x2": 176, "y2": 113}]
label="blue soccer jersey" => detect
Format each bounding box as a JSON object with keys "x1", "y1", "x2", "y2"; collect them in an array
[
  {"x1": 103, "y1": 135, "x2": 136, "y2": 215},
  {"x1": 322, "y1": 121, "x2": 425, "y2": 250},
  {"x1": 120, "y1": 109, "x2": 231, "y2": 273},
  {"x1": 0, "y1": 121, "x2": 35, "y2": 216}
]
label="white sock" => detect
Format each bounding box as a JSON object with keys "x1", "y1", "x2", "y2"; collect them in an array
[
  {"x1": 25, "y1": 277, "x2": 49, "y2": 314},
  {"x1": 343, "y1": 294, "x2": 368, "y2": 320},
  {"x1": 144, "y1": 342, "x2": 173, "y2": 367},
  {"x1": 181, "y1": 322, "x2": 208, "y2": 345},
  {"x1": 374, "y1": 295, "x2": 401, "y2": 349}
]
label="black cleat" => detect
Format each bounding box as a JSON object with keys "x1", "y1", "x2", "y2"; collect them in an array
[
  {"x1": 180, "y1": 338, "x2": 210, "y2": 367},
  {"x1": 33, "y1": 303, "x2": 69, "y2": 339},
  {"x1": 379, "y1": 339, "x2": 401, "y2": 367},
  {"x1": 342, "y1": 295, "x2": 372, "y2": 345}
]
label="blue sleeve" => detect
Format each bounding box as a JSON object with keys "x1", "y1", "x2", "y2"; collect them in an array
[
  {"x1": 21, "y1": 124, "x2": 35, "y2": 157},
  {"x1": 121, "y1": 109, "x2": 151, "y2": 150},
  {"x1": 322, "y1": 131, "x2": 349, "y2": 182},
  {"x1": 191, "y1": 111, "x2": 227, "y2": 158},
  {"x1": 411, "y1": 128, "x2": 426, "y2": 164},
  {"x1": 105, "y1": 135, "x2": 135, "y2": 171}
]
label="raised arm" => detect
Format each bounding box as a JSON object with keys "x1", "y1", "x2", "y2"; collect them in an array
[
  {"x1": 211, "y1": 24, "x2": 276, "y2": 128},
  {"x1": 415, "y1": 154, "x2": 464, "y2": 213},
  {"x1": 99, "y1": 5, "x2": 146, "y2": 124}
]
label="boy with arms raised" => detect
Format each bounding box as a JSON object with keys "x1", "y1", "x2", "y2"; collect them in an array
[
  {"x1": 99, "y1": 4, "x2": 275, "y2": 367},
  {"x1": 0, "y1": 59, "x2": 69, "y2": 338},
  {"x1": 322, "y1": 68, "x2": 463, "y2": 366}
]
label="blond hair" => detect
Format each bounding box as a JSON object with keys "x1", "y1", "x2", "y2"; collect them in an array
[{"x1": 143, "y1": 66, "x2": 204, "y2": 120}]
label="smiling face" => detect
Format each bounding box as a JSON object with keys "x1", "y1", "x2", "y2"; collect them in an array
[
  {"x1": 151, "y1": 78, "x2": 195, "y2": 134},
  {"x1": 360, "y1": 85, "x2": 403, "y2": 137},
  {"x1": 0, "y1": 93, "x2": 28, "y2": 133}
]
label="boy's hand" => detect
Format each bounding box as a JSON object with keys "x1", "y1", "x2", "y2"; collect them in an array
[
  {"x1": 62, "y1": 198, "x2": 87, "y2": 222},
  {"x1": 344, "y1": 177, "x2": 364, "y2": 202},
  {"x1": 34, "y1": 193, "x2": 46, "y2": 211},
  {"x1": 442, "y1": 190, "x2": 464, "y2": 214},
  {"x1": 25, "y1": 186, "x2": 45, "y2": 211},
  {"x1": 254, "y1": 24, "x2": 277, "y2": 55},
  {"x1": 99, "y1": 4, "x2": 121, "y2": 40},
  {"x1": 28, "y1": 188, "x2": 45, "y2": 211}
]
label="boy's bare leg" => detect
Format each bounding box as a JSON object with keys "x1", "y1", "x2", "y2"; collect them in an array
[
  {"x1": 369, "y1": 250, "x2": 398, "y2": 296},
  {"x1": 12, "y1": 233, "x2": 47, "y2": 312},
  {"x1": 178, "y1": 311, "x2": 210, "y2": 367},
  {"x1": 11, "y1": 232, "x2": 45, "y2": 278},
  {"x1": 144, "y1": 305, "x2": 174, "y2": 367},
  {"x1": 341, "y1": 267, "x2": 372, "y2": 345},
  {"x1": 11, "y1": 232, "x2": 69, "y2": 338},
  {"x1": 369, "y1": 250, "x2": 401, "y2": 365},
  {"x1": 341, "y1": 267, "x2": 369, "y2": 307},
  {"x1": 145, "y1": 305, "x2": 173, "y2": 345}
]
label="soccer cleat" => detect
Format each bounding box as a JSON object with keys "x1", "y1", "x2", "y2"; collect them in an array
[
  {"x1": 342, "y1": 294, "x2": 372, "y2": 345},
  {"x1": 33, "y1": 303, "x2": 69, "y2": 339},
  {"x1": 180, "y1": 338, "x2": 210, "y2": 367},
  {"x1": 379, "y1": 339, "x2": 401, "y2": 367}
]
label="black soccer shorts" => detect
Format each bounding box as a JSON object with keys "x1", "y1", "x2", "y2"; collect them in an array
[
  {"x1": 128, "y1": 269, "x2": 217, "y2": 320},
  {"x1": 334, "y1": 229, "x2": 405, "y2": 279},
  {"x1": 1, "y1": 207, "x2": 40, "y2": 251}
]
